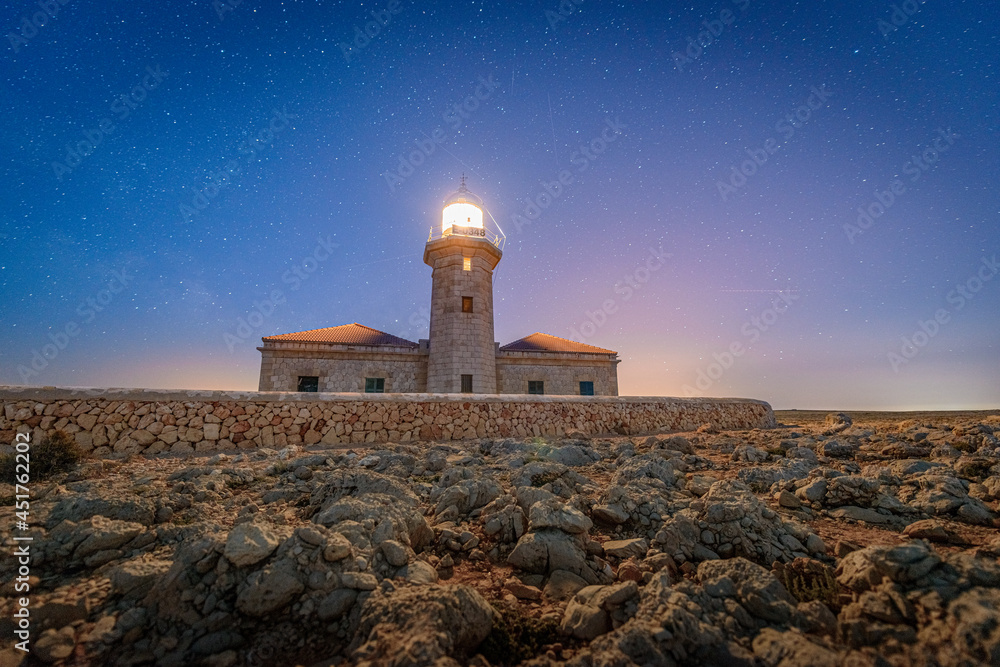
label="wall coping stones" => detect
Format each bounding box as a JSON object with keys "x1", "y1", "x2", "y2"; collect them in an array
[
  {"x1": 1, "y1": 385, "x2": 771, "y2": 410},
  {"x1": 0, "y1": 385, "x2": 775, "y2": 455}
]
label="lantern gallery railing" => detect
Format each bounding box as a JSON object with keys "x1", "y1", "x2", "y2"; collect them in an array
[{"x1": 427, "y1": 223, "x2": 505, "y2": 250}]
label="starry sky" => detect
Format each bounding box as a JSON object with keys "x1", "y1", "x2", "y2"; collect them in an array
[{"x1": 2, "y1": 0, "x2": 998, "y2": 410}]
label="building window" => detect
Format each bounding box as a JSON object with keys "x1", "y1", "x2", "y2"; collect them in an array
[
  {"x1": 461, "y1": 374, "x2": 473, "y2": 393},
  {"x1": 462, "y1": 296, "x2": 474, "y2": 313},
  {"x1": 463, "y1": 257, "x2": 472, "y2": 271},
  {"x1": 528, "y1": 381, "x2": 544, "y2": 395},
  {"x1": 365, "y1": 377, "x2": 385, "y2": 393},
  {"x1": 297, "y1": 376, "x2": 319, "y2": 392},
  {"x1": 579, "y1": 381, "x2": 594, "y2": 396}
]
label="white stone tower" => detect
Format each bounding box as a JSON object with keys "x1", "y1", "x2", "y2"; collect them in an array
[{"x1": 424, "y1": 180, "x2": 504, "y2": 393}]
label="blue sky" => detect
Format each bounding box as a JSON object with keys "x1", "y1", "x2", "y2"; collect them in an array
[{"x1": 2, "y1": 0, "x2": 998, "y2": 409}]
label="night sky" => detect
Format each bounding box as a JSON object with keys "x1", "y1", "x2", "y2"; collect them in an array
[{"x1": 2, "y1": 0, "x2": 998, "y2": 409}]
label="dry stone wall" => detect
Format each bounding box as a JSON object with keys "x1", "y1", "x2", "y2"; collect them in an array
[{"x1": 0, "y1": 386, "x2": 775, "y2": 458}]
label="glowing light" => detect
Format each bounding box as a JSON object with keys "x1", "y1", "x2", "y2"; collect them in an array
[{"x1": 442, "y1": 202, "x2": 483, "y2": 234}]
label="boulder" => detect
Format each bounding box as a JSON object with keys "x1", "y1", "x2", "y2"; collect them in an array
[
  {"x1": 837, "y1": 540, "x2": 941, "y2": 592},
  {"x1": 224, "y1": 521, "x2": 281, "y2": 567},
  {"x1": 698, "y1": 558, "x2": 797, "y2": 624},
  {"x1": 902, "y1": 519, "x2": 968, "y2": 544},
  {"x1": 603, "y1": 538, "x2": 648, "y2": 560},
  {"x1": 752, "y1": 628, "x2": 840, "y2": 666},
  {"x1": 236, "y1": 560, "x2": 305, "y2": 616},
  {"x1": 544, "y1": 569, "x2": 590, "y2": 600},
  {"x1": 73, "y1": 516, "x2": 144, "y2": 560},
  {"x1": 349, "y1": 585, "x2": 495, "y2": 667},
  {"x1": 508, "y1": 530, "x2": 601, "y2": 583},
  {"x1": 108, "y1": 557, "x2": 172, "y2": 599},
  {"x1": 528, "y1": 498, "x2": 593, "y2": 534}
]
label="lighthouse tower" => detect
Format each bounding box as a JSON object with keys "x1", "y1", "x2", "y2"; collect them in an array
[{"x1": 424, "y1": 180, "x2": 503, "y2": 394}]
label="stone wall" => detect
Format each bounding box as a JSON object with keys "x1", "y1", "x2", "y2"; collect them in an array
[
  {"x1": 0, "y1": 386, "x2": 774, "y2": 458},
  {"x1": 496, "y1": 352, "x2": 619, "y2": 396},
  {"x1": 257, "y1": 344, "x2": 427, "y2": 392}
]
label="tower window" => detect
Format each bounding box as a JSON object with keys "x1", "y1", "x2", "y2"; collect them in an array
[
  {"x1": 297, "y1": 376, "x2": 319, "y2": 392},
  {"x1": 579, "y1": 381, "x2": 594, "y2": 396},
  {"x1": 461, "y1": 375, "x2": 473, "y2": 393},
  {"x1": 364, "y1": 377, "x2": 385, "y2": 393},
  {"x1": 462, "y1": 296, "x2": 474, "y2": 313},
  {"x1": 463, "y1": 257, "x2": 472, "y2": 271},
  {"x1": 528, "y1": 381, "x2": 544, "y2": 395}
]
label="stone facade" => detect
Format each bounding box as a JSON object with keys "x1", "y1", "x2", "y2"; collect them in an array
[
  {"x1": 258, "y1": 342, "x2": 427, "y2": 393},
  {"x1": 496, "y1": 351, "x2": 619, "y2": 395},
  {"x1": 0, "y1": 386, "x2": 775, "y2": 457},
  {"x1": 424, "y1": 235, "x2": 502, "y2": 394}
]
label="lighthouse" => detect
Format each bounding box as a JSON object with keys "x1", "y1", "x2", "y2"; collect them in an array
[
  {"x1": 423, "y1": 179, "x2": 504, "y2": 393},
  {"x1": 258, "y1": 179, "x2": 619, "y2": 396}
]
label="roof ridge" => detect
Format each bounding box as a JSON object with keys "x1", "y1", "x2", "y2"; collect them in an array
[
  {"x1": 533, "y1": 331, "x2": 610, "y2": 351},
  {"x1": 500, "y1": 332, "x2": 616, "y2": 354},
  {"x1": 262, "y1": 322, "x2": 418, "y2": 347}
]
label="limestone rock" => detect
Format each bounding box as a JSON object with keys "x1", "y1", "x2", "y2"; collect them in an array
[
  {"x1": 752, "y1": 628, "x2": 840, "y2": 666},
  {"x1": 837, "y1": 540, "x2": 941, "y2": 592},
  {"x1": 380, "y1": 539, "x2": 410, "y2": 567},
  {"x1": 903, "y1": 519, "x2": 968, "y2": 544},
  {"x1": 528, "y1": 498, "x2": 593, "y2": 534},
  {"x1": 108, "y1": 557, "x2": 172, "y2": 599},
  {"x1": 236, "y1": 560, "x2": 305, "y2": 616},
  {"x1": 602, "y1": 538, "x2": 648, "y2": 560},
  {"x1": 73, "y1": 516, "x2": 144, "y2": 560},
  {"x1": 49, "y1": 494, "x2": 156, "y2": 528},
  {"x1": 507, "y1": 530, "x2": 598, "y2": 583},
  {"x1": 399, "y1": 560, "x2": 439, "y2": 585},
  {"x1": 544, "y1": 569, "x2": 590, "y2": 600},
  {"x1": 224, "y1": 521, "x2": 281, "y2": 567},
  {"x1": 698, "y1": 558, "x2": 797, "y2": 623},
  {"x1": 318, "y1": 589, "x2": 358, "y2": 621},
  {"x1": 350, "y1": 585, "x2": 495, "y2": 667}
]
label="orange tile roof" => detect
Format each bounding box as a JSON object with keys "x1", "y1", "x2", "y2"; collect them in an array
[
  {"x1": 262, "y1": 323, "x2": 419, "y2": 347},
  {"x1": 500, "y1": 332, "x2": 616, "y2": 355}
]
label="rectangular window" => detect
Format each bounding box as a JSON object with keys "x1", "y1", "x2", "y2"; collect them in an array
[
  {"x1": 579, "y1": 381, "x2": 594, "y2": 396},
  {"x1": 297, "y1": 376, "x2": 319, "y2": 392},
  {"x1": 461, "y1": 374, "x2": 473, "y2": 393},
  {"x1": 462, "y1": 296, "x2": 474, "y2": 313},
  {"x1": 364, "y1": 377, "x2": 385, "y2": 393},
  {"x1": 528, "y1": 380, "x2": 544, "y2": 395},
  {"x1": 463, "y1": 257, "x2": 472, "y2": 271}
]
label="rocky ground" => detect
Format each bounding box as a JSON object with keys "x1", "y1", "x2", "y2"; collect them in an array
[{"x1": 2, "y1": 410, "x2": 999, "y2": 667}]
